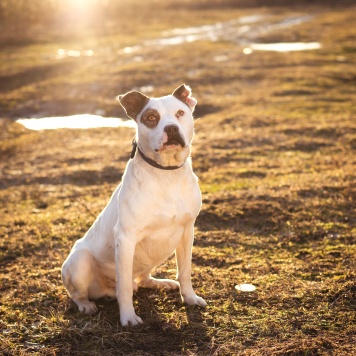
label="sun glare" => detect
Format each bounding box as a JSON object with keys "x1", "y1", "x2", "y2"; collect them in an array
[
  {"x1": 64, "y1": 0, "x2": 96, "y2": 7},
  {"x1": 59, "y1": 0, "x2": 102, "y2": 28}
]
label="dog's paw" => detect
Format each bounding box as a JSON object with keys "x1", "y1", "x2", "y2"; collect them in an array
[
  {"x1": 156, "y1": 279, "x2": 180, "y2": 291},
  {"x1": 139, "y1": 277, "x2": 180, "y2": 291},
  {"x1": 182, "y1": 294, "x2": 207, "y2": 308},
  {"x1": 76, "y1": 300, "x2": 98, "y2": 314},
  {"x1": 120, "y1": 313, "x2": 143, "y2": 327}
]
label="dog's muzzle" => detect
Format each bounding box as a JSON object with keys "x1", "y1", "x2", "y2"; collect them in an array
[{"x1": 164, "y1": 124, "x2": 186, "y2": 147}]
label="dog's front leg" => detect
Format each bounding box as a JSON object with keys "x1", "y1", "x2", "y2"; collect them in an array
[
  {"x1": 115, "y1": 229, "x2": 142, "y2": 327},
  {"x1": 176, "y1": 223, "x2": 207, "y2": 307}
]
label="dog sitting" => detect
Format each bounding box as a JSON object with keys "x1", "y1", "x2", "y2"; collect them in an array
[{"x1": 61, "y1": 84, "x2": 206, "y2": 326}]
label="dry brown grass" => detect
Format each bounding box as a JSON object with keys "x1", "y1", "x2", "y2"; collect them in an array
[{"x1": 0, "y1": 1, "x2": 355, "y2": 355}]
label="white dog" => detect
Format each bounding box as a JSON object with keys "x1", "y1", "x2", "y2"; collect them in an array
[{"x1": 61, "y1": 84, "x2": 206, "y2": 326}]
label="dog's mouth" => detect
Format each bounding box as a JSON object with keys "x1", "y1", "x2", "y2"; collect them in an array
[
  {"x1": 163, "y1": 133, "x2": 186, "y2": 149},
  {"x1": 164, "y1": 139, "x2": 184, "y2": 147}
]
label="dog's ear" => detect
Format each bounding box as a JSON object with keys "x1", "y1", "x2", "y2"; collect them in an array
[
  {"x1": 118, "y1": 91, "x2": 150, "y2": 120},
  {"x1": 172, "y1": 84, "x2": 197, "y2": 112}
]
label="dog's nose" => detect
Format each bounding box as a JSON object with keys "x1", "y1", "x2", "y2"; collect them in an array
[{"x1": 164, "y1": 124, "x2": 179, "y2": 135}]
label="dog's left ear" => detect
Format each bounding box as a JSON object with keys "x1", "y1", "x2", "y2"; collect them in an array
[
  {"x1": 118, "y1": 91, "x2": 150, "y2": 120},
  {"x1": 172, "y1": 84, "x2": 197, "y2": 112}
]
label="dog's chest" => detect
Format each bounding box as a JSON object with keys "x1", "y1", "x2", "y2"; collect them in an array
[
  {"x1": 139, "y1": 196, "x2": 197, "y2": 241},
  {"x1": 132, "y1": 184, "x2": 200, "y2": 272},
  {"x1": 133, "y1": 211, "x2": 187, "y2": 275},
  {"x1": 154, "y1": 177, "x2": 196, "y2": 212},
  {"x1": 126, "y1": 169, "x2": 201, "y2": 231},
  {"x1": 152, "y1": 199, "x2": 196, "y2": 228}
]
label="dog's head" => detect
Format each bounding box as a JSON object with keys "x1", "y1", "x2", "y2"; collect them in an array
[{"x1": 118, "y1": 84, "x2": 197, "y2": 167}]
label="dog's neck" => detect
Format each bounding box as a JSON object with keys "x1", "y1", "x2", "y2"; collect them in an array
[{"x1": 131, "y1": 139, "x2": 188, "y2": 170}]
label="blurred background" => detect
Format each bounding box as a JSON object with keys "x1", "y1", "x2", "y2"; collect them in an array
[
  {"x1": 0, "y1": 0, "x2": 354, "y2": 120},
  {"x1": 1, "y1": 0, "x2": 354, "y2": 44}
]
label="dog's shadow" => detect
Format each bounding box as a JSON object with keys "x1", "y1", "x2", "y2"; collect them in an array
[
  {"x1": 71, "y1": 289, "x2": 212, "y2": 354},
  {"x1": 134, "y1": 288, "x2": 211, "y2": 354}
]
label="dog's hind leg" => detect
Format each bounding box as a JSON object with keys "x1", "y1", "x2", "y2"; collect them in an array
[
  {"x1": 62, "y1": 248, "x2": 104, "y2": 314},
  {"x1": 136, "y1": 273, "x2": 180, "y2": 291}
]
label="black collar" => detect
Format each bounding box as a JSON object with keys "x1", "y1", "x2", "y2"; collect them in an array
[{"x1": 131, "y1": 139, "x2": 184, "y2": 170}]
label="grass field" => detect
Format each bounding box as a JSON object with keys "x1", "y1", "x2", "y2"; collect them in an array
[{"x1": 0, "y1": 1, "x2": 355, "y2": 355}]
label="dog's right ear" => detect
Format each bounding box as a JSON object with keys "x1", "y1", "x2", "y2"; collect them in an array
[{"x1": 118, "y1": 91, "x2": 150, "y2": 120}]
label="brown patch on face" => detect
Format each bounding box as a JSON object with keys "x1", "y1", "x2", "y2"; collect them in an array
[{"x1": 140, "y1": 108, "x2": 160, "y2": 129}]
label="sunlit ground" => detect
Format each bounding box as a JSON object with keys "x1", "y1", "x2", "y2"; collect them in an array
[{"x1": 0, "y1": 1, "x2": 355, "y2": 355}]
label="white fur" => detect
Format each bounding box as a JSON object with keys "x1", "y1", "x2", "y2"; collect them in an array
[{"x1": 61, "y1": 89, "x2": 206, "y2": 326}]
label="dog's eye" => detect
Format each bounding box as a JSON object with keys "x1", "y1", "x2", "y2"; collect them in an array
[
  {"x1": 148, "y1": 115, "x2": 155, "y2": 121},
  {"x1": 176, "y1": 110, "x2": 185, "y2": 118}
]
